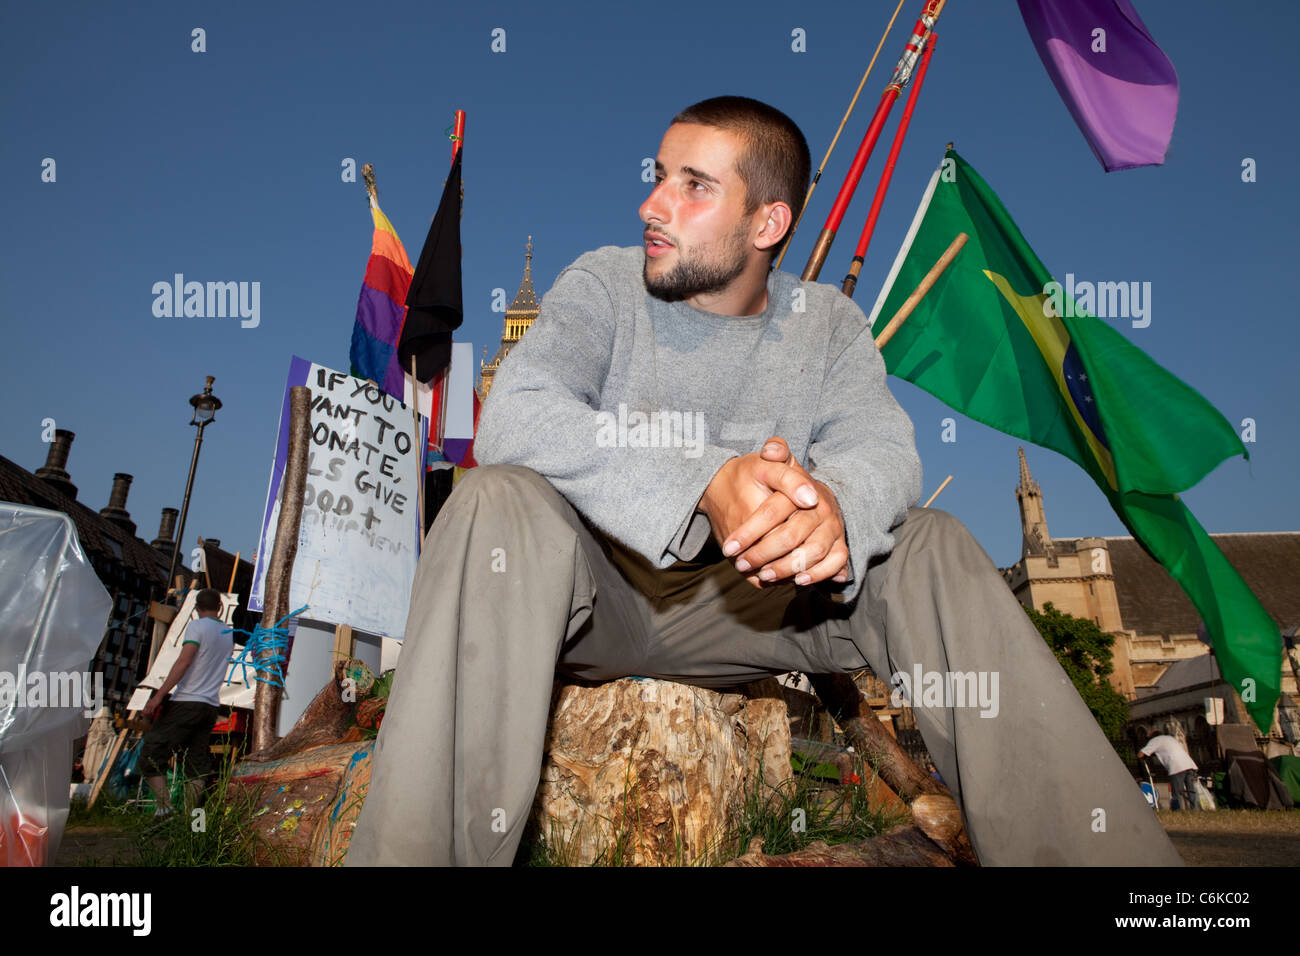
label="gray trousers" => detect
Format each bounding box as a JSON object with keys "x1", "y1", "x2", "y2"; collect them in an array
[
  {"x1": 1170, "y1": 769, "x2": 1199, "y2": 810},
  {"x1": 346, "y1": 464, "x2": 1183, "y2": 867}
]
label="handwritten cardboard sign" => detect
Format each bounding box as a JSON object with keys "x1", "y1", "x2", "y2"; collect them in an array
[{"x1": 249, "y1": 357, "x2": 425, "y2": 640}]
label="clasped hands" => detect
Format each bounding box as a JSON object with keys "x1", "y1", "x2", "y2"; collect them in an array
[{"x1": 697, "y1": 436, "x2": 850, "y2": 589}]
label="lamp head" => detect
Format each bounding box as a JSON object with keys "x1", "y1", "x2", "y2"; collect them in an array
[{"x1": 189, "y1": 375, "x2": 223, "y2": 426}]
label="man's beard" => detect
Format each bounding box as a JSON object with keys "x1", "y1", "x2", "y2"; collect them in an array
[{"x1": 643, "y1": 222, "x2": 750, "y2": 302}]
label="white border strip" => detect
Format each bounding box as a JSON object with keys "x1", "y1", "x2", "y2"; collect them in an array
[{"x1": 866, "y1": 156, "x2": 943, "y2": 330}]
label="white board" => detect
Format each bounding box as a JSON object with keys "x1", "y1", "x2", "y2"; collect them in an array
[{"x1": 249, "y1": 357, "x2": 425, "y2": 640}]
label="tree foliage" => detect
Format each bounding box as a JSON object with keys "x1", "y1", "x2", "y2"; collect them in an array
[{"x1": 1024, "y1": 601, "x2": 1130, "y2": 744}]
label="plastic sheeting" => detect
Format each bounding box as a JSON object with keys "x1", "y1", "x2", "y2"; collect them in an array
[{"x1": 0, "y1": 503, "x2": 113, "y2": 866}]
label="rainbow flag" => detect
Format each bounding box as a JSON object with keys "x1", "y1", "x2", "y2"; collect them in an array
[
  {"x1": 350, "y1": 199, "x2": 414, "y2": 401},
  {"x1": 869, "y1": 148, "x2": 1280, "y2": 732}
]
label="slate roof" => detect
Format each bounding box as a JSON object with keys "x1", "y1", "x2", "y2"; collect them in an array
[
  {"x1": 0, "y1": 453, "x2": 169, "y2": 586},
  {"x1": 1134, "y1": 653, "x2": 1223, "y2": 699},
  {"x1": 1052, "y1": 532, "x2": 1300, "y2": 640}
]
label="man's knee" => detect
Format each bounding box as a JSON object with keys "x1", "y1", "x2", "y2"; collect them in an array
[
  {"x1": 446, "y1": 464, "x2": 568, "y2": 513},
  {"x1": 452, "y1": 463, "x2": 549, "y2": 496},
  {"x1": 896, "y1": 506, "x2": 979, "y2": 554},
  {"x1": 428, "y1": 464, "x2": 586, "y2": 558}
]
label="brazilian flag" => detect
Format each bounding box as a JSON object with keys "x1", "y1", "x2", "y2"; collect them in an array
[{"x1": 868, "y1": 148, "x2": 1280, "y2": 732}]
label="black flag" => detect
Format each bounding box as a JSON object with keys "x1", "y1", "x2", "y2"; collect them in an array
[{"x1": 400, "y1": 148, "x2": 464, "y2": 382}]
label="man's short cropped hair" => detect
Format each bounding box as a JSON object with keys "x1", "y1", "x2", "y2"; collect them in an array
[
  {"x1": 670, "y1": 95, "x2": 811, "y2": 259},
  {"x1": 194, "y1": 588, "x2": 222, "y2": 613}
]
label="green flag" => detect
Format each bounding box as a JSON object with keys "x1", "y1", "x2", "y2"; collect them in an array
[{"x1": 868, "y1": 148, "x2": 1280, "y2": 732}]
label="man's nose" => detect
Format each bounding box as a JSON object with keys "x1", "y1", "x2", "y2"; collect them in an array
[{"x1": 639, "y1": 180, "x2": 670, "y2": 225}]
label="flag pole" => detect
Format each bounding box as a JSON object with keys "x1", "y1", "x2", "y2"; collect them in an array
[
  {"x1": 450, "y1": 109, "x2": 465, "y2": 163},
  {"x1": 418, "y1": 111, "x2": 464, "y2": 532},
  {"x1": 417, "y1": 111, "x2": 465, "y2": 529},
  {"x1": 801, "y1": 0, "x2": 948, "y2": 282},
  {"x1": 412, "y1": 355, "x2": 425, "y2": 534},
  {"x1": 842, "y1": 31, "x2": 937, "y2": 297},
  {"x1": 363, "y1": 163, "x2": 428, "y2": 534},
  {"x1": 362, "y1": 163, "x2": 378, "y2": 208},
  {"x1": 922, "y1": 475, "x2": 953, "y2": 508},
  {"x1": 439, "y1": 111, "x2": 464, "y2": 456},
  {"x1": 773, "y1": 0, "x2": 907, "y2": 271},
  {"x1": 873, "y1": 231, "x2": 967, "y2": 350}
]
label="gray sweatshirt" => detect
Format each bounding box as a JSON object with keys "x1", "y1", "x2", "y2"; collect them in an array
[{"x1": 474, "y1": 244, "x2": 922, "y2": 603}]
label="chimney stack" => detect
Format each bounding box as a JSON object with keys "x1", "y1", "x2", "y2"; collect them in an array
[
  {"x1": 34, "y1": 429, "x2": 78, "y2": 500},
  {"x1": 99, "y1": 473, "x2": 137, "y2": 536},
  {"x1": 152, "y1": 507, "x2": 178, "y2": 556}
]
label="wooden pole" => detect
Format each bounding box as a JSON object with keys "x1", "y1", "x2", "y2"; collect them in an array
[
  {"x1": 251, "y1": 385, "x2": 312, "y2": 753},
  {"x1": 873, "y1": 231, "x2": 967, "y2": 351},
  {"x1": 227, "y1": 551, "x2": 240, "y2": 593},
  {"x1": 805, "y1": 672, "x2": 975, "y2": 863},
  {"x1": 922, "y1": 475, "x2": 953, "y2": 508},
  {"x1": 774, "y1": 0, "x2": 907, "y2": 271}
]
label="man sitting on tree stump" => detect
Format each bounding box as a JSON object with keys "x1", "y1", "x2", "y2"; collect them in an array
[{"x1": 346, "y1": 95, "x2": 1183, "y2": 867}]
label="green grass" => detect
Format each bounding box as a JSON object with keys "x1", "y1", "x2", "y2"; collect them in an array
[
  {"x1": 136, "y1": 759, "x2": 291, "y2": 866},
  {"x1": 67, "y1": 788, "x2": 142, "y2": 828},
  {"x1": 64, "y1": 755, "x2": 289, "y2": 866},
  {"x1": 721, "y1": 755, "x2": 910, "y2": 860}
]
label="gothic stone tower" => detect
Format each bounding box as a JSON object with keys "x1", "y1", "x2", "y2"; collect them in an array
[
  {"x1": 478, "y1": 236, "x2": 540, "y2": 402},
  {"x1": 1001, "y1": 447, "x2": 1134, "y2": 697}
]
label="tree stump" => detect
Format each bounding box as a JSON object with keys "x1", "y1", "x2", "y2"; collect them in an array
[{"x1": 530, "y1": 678, "x2": 791, "y2": 866}]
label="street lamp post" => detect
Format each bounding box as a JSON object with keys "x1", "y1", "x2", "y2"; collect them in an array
[{"x1": 162, "y1": 375, "x2": 223, "y2": 613}]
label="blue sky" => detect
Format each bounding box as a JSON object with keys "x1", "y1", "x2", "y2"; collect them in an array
[{"x1": 2, "y1": 0, "x2": 1296, "y2": 576}]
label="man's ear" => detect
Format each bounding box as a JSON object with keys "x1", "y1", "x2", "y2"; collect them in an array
[{"x1": 755, "y1": 201, "x2": 793, "y2": 254}]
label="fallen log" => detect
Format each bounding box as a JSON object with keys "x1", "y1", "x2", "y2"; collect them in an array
[
  {"x1": 809, "y1": 673, "x2": 944, "y2": 800},
  {"x1": 229, "y1": 740, "x2": 375, "y2": 866},
  {"x1": 241, "y1": 659, "x2": 374, "y2": 764},
  {"x1": 910, "y1": 794, "x2": 977, "y2": 866},
  {"x1": 809, "y1": 672, "x2": 977, "y2": 864}
]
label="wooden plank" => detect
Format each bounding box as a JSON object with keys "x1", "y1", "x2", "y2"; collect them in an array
[
  {"x1": 331, "y1": 623, "x2": 355, "y2": 662},
  {"x1": 148, "y1": 601, "x2": 178, "y2": 624},
  {"x1": 85, "y1": 725, "x2": 129, "y2": 809}
]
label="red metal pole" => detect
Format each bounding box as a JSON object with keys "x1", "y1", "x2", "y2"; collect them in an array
[
  {"x1": 450, "y1": 110, "x2": 465, "y2": 163},
  {"x1": 843, "y1": 32, "x2": 937, "y2": 298},
  {"x1": 427, "y1": 110, "x2": 464, "y2": 466},
  {"x1": 801, "y1": 0, "x2": 945, "y2": 281}
]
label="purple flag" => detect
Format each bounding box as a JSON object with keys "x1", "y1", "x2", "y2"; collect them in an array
[{"x1": 1017, "y1": 0, "x2": 1178, "y2": 172}]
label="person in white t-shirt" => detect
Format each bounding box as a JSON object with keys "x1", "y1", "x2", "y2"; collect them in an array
[
  {"x1": 1139, "y1": 732, "x2": 1200, "y2": 811},
  {"x1": 139, "y1": 588, "x2": 234, "y2": 816}
]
